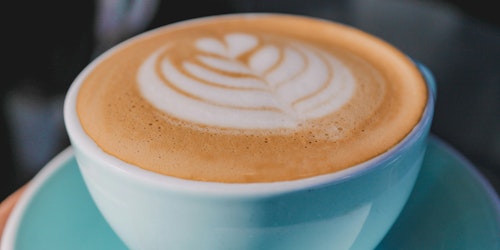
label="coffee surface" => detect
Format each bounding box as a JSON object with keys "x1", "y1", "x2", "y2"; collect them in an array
[{"x1": 76, "y1": 14, "x2": 427, "y2": 183}]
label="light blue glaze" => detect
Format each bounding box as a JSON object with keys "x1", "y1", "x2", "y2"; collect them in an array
[
  {"x1": 75, "y1": 131, "x2": 427, "y2": 250},
  {"x1": 377, "y1": 137, "x2": 500, "y2": 249},
  {"x1": 2, "y1": 148, "x2": 127, "y2": 250},
  {"x1": 4, "y1": 137, "x2": 500, "y2": 249},
  {"x1": 60, "y1": 59, "x2": 435, "y2": 249}
]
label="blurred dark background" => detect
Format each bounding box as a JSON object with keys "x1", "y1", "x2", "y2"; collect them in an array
[{"x1": 1, "y1": 0, "x2": 499, "y2": 201}]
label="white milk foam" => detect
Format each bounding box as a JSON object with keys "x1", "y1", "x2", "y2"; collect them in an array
[
  {"x1": 76, "y1": 14, "x2": 428, "y2": 182},
  {"x1": 138, "y1": 32, "x2": 355, "y2": 129}
]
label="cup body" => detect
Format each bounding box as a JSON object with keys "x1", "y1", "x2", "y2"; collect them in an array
[{"x1": 64, "y1": 16, "x2": 436, "y2": 250}]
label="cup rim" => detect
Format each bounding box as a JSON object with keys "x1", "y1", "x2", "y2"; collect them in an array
[{"x1": 63, "y1": 13, "x2": 435, "y2": 197}]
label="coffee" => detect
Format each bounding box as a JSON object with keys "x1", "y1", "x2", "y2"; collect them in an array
[{"x1": 76, "y1": 14, "x2": 427, "y2": 183}]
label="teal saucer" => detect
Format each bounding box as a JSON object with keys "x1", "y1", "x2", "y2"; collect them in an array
[{"x1": 2, "y1": 136, "x2": 499, "y2": 250}]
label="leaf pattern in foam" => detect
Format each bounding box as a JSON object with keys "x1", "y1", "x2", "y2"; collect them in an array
[{"x1": 137, "y1": 33, "x2": 356, "y2": 129}]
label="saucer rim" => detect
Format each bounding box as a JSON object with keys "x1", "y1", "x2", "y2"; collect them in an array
[
  {"x1": 432, "y1": 136, "x2": 500, "y2": 217},
  {"x1": 1, "y1": 135, "x2": 499, "y2": 249},
  {"x1": 1, "y1": 147, "x2": 74, "y2": 250}
]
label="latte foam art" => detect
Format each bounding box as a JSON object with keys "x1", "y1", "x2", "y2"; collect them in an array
[
  {"x1": 75, "y1": 14, "x2": 428, "y2": 183},
  {"x1": 138, "y1": 32, "x2": 355, "y2": 129}
]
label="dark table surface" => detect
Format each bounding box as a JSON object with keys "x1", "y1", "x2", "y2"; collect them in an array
[{"x1": 1, "y1": 0, "x2": 499, "y2": 200}]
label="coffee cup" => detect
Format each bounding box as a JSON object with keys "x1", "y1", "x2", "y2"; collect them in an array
[{"x1": 64, "y1": 13, "x2": 436, "y2": 250}]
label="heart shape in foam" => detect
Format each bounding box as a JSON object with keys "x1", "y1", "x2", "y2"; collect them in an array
[{"x1": 196, "y1": 33, "x2": 258, "y2": 59}]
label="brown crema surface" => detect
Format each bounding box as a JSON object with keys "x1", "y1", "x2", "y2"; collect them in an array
[{"x1": 76, "y1": 14, "x2": 428, "y2": 183}]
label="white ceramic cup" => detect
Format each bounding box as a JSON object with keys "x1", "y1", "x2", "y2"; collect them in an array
[{"x1": 64, "y1": 14, "x2": 436, "y2": 250}]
